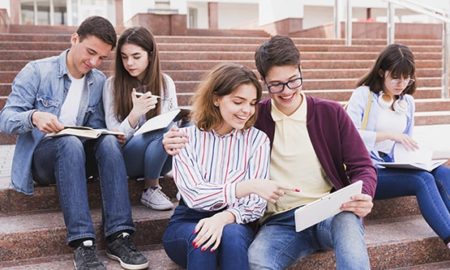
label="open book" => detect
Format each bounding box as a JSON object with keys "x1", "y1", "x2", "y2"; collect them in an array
[
  {"x1": 47, "y1": 126, "x2": 124, "y2": 139},
  {"x1": 134, "y1": 108, "x2": 190, "y2": 136},
  {"x1": 377, "y1": 143, "x2": 447, "y2": 172}
]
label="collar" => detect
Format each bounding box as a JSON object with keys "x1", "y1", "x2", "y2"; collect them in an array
[{"x1": 271, "y1": 92, "x2": 307, "y2": 122}]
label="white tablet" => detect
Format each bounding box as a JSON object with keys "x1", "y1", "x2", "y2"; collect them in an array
[{"x1": 294, "y1": 180, "x2": 363, "y2": 232}]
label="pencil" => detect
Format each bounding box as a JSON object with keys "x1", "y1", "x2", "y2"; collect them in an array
[{"x1": 134, "y1": 92, "x2": 161, "y2": 99}]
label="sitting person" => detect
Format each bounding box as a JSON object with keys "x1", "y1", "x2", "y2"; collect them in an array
[
  {"x1": 162, "y1": 63, "x2": 294, "y2": 270},
  {"x1": 0, "y1": 16, "x2": 148, "y2": 270},
  {"x1": 103, "y1": 26, "x2": 175, "y2": 211},
  {"x1": 346, "y1": 43, "x2": 450, "y2": 249},
  {"x1": 163, "y1": 36, "x2": 377, "y2": 270}
]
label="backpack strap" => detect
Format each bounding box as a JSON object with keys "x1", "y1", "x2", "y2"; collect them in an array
[{"x1": 361, "y1": 93, "x2": 372, "y2": 130}]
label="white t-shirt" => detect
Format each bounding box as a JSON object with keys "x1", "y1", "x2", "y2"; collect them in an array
[
  {"x1": 59, "y1": 74, "x2": 85, "y2": 126},
  {"x1": 374, "y1": 107, "x2": 407, "y2": 154}
]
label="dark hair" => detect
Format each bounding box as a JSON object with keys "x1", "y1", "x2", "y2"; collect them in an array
[
  {"x1": 254, "y1": 35, "x2": 300, "y2": 79},
  {"x1": 192, "y1": 63, "x2": 262, "y2": 131},
  {"x1": 357, "y1": 43, "x2": 416, "y2": 96},
  {"x1": 77, "y1": 16, "x2": 117, "y2": 49},
  {"x1": 113, "y1": 27, "x2": 166, "y2": 121}
]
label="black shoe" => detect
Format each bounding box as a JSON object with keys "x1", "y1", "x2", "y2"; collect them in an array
[
  {"x1": 73, "y1": 240, "x2": 106, "y2": 270},
  {"x1": 106, "y1": 232, "x2": 149, "y2": 270}
]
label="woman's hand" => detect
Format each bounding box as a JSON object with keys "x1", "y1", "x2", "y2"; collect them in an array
[
  {"x1": 377, "y1": 132, "x2": 419, "y2": 151},
  {"x1": 236, "y1": 180, "x2": 300, "y2": 204},
  {"x1": 192, "y1": 211, "x2": 235, "y2": 252},
  {"x1": 390, "y1": 133, "x2": 419, "y2": 151},
  {"x1": 128, "y1": 89, "x2": 158, "y2": 128},
  {"x1": 162, "y1": 126, "x2": 188, "y2": 155}
]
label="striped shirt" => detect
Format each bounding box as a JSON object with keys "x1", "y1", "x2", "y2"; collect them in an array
[{"x1": 173, "y1": 126, "x2": 271, "y2": 224}]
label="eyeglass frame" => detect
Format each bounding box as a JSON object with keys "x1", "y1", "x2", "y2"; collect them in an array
[
  {"x1": 389, "y1": 78, "x2": 415, "y2": 87},
  {"x1": 264, "y1": 66, "x2": 303, "y2": 94}
]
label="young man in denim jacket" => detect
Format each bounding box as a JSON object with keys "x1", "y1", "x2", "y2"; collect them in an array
[{"x1": 0, "y1": 16, "x2": 148, "y2": 270}]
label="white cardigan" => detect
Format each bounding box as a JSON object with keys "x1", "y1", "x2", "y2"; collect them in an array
[{"x1": 102, "y1": 74, "x2": 178, "y2": 138}]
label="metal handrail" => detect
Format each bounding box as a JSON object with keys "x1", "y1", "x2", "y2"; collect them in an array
[{"x1": 383, "y1": 0, "x2": 450, "y2": 98}]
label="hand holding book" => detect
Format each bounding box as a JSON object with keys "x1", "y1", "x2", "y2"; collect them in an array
[
  {"x1": 378, "y1": 143, "x2": 447, "y2": 172},
  {"x1": 46, "y1": 126, "x2": 125, "y2": 139}
]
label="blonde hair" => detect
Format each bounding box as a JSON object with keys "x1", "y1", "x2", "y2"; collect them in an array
[{"x1": 191, "y1": 63, "x2": 262, "y2": 131}]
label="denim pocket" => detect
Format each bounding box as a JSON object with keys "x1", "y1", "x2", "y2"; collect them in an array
[{"x1": 36, "y1": 96, "x2": 60, "y2": 111}]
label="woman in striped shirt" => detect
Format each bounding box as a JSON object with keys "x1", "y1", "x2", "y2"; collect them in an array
[{"x1": 162, "y1": 63, "x2": 292, "y2": 270}]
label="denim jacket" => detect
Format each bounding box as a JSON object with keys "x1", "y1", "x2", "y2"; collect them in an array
[{"x1": 0, "y1": 50, "x2": 107, "y2": 195}]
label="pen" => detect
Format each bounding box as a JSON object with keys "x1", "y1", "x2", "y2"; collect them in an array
[{"x1": 135, "y1": 92, "x2": 161, "y2": 99}]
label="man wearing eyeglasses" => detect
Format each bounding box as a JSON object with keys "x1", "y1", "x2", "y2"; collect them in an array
[
  {"x1": 248, "y1": 36, "x2": 376, "y2": 270},
  {"x1": 162, "y1": 35, "x2": 377, "y2": 270}
]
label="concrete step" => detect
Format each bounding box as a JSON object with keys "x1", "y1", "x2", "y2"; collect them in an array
[
  {"x1": 0, "y1": 206, "x2": 173, "y2": 261},
  {"x1": 0, "y1": 50, "x2": 440, "y2": 62},
  {"x1": 0, "y1": 214, "x2": 448, "y2": 269},
  {"x1": 0, "y1": 175, "x2": 177, "y2": 215},
  {"x1": 290, "y1": 215, "x2": 450, "y2": 270},
  {"x1": 171, "y1": 77, "x2": 442, "y2": 92},
  {"x1": 0, "y1": 34, "x2": 441, "y2": 47},
  {"x1": 0, "y1": 245, "x2": 180, "y2": 270},
  {"x1": 0, "y1": 64, "x2": 444, "y2": 81},
  {"x1": 186, "y1": 28, "x2": 268, "y2": 37},
  {"x1": 1, "y1": 89, "x2": 448, "y2": 115},
  {"x1": 0, "y1": 42, "x2": 442, "y2": 54},
  {"x1": 0, "y1": 68, "x2": 443, "y2": 83},
  {"x1": 388, "y1": 260, "x2": 450, "y2": 270},
  {"x1": 0, "y1": 59, "x2": 442, "y2": 73}
]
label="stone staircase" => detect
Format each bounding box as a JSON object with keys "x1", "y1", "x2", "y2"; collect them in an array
[{"x1": 1, "y1": 26, "x2": 450, "y2": 269}]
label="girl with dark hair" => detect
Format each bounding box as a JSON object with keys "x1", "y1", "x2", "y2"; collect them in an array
[
  {"x1": 162, "y1": 63, "x2": 294, "y2": 270},
  {"x1": 103, "y1": 26, "x2": 175, "y2": 211},
  {"x1": 347, "y1": 43, "x2": 450, "y2": 249}
]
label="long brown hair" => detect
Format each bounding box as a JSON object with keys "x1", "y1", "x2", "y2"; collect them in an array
[
  {"x1": 357, "y1": 43, "x2": 416, "y2": 96},
  {"x1": 113, "y1": 27, "x2": 166, "y2": 121},
  {"x1": 192, "y1": 63, "x2": 262, "y2": 131}
]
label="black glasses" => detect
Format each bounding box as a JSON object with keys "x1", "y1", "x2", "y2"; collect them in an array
[{"x1": 265, "y1": 68, "x2": 303, "y2": 94}]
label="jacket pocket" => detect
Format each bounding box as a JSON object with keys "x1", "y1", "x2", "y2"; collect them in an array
[{"x1": 36, "y1": 96, "x2": 60, "y2": 112}]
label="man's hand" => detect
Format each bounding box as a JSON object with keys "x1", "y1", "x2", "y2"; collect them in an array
[
  {"x1": 340, "y1": 193, "x2": 373, "y2": 218},
  {"x1": 32, "y1": 111, "x2": 64, "y2": 133},
  {"x1": 162, "y1": 126, "x2": 188, "y2": 155}
]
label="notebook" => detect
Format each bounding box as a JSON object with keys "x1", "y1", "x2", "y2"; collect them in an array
[
  {"x1": 294, "y1": 180, "x2": 363, "y2": 232},
  {"x1": 377, "y1": 143, "x2": 448, "y2": 172}
]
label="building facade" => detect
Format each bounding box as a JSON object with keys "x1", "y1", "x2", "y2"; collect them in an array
[{"x1": 0, "y1": 0, "x2": 448, "y2": 29}]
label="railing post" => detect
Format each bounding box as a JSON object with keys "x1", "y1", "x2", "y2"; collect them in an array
[
  {"x1": 334, "y1": 0, "x2": 340, "y2": 39},
  {"x1": 345, "y1": 0, "x2": 352, "y2": 46},
  {"x1": 387, "y1": 1, "x2": 395, "y2": 44},
  {"x1": 443, "y1": 22, "x2": 450, "y2": 98}
]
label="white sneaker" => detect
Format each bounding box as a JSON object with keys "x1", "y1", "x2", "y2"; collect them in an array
[{"x1": 140, "y1": 186, "x2": 174, "y2": 211}]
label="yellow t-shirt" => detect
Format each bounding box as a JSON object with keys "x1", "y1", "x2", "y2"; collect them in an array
[{"x1": 264, "y1": 94, "x2": 332, "y2": 220}]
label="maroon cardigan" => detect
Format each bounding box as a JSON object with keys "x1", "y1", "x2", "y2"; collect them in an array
[{"x1": 254, "y1": 96, "x2": 377, "y2": 197}]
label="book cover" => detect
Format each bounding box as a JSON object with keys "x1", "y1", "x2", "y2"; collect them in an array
[{"x1": 134, "y1": 109, "x2": 190, "y2": 136}]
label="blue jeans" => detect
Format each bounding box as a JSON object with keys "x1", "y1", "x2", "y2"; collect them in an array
[
  {"x1": 32, "y1": 135, "x2": 135, "y2": 243},
  {"x1": 248, "y1": 209, "x2": 369, "y2": 270},
  {"x1": 376, "y1": 165, "x2": 450, "y2": 243},
  {"x1": 123, "y1": 129, "x2": 171, "y2": 179},
  {"x1": 162, "y1": 204, "x2": 255, "y2": 270}
]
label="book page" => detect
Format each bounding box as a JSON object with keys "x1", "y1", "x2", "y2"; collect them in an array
[
  {"x1": 393, "y1": 143, "x2": 432, "y2": 164},
  {"x1": 46, "y1": 127, "x2": 124, "y2": 139},
  {"x1": 134, "y1": 109, "x2": 181, "y2": 136}
]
